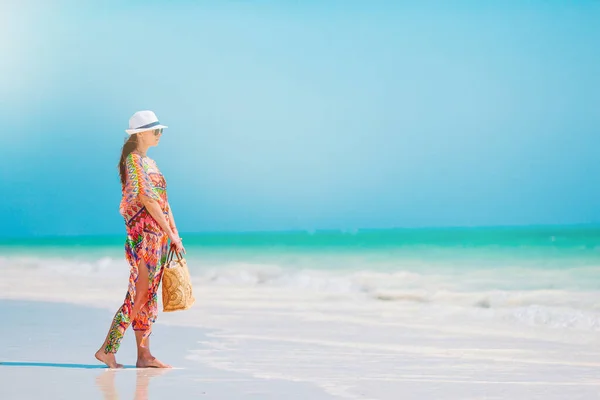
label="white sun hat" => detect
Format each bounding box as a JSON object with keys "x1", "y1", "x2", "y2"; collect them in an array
[{"x1": 125, "y1": 110, "x2": 168, "y2": 135}]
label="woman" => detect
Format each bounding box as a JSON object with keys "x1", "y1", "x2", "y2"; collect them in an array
[{"x1": 95, "y1": 110, "x2": 185, "y2": 369}]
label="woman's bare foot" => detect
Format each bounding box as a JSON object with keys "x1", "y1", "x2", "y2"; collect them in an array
[
  {"x1": 95, "y1": 349, "x2": 124, "y2": 369},
  {"x1": 136, "y1": 355, "x2": 171, "y2": 368}
]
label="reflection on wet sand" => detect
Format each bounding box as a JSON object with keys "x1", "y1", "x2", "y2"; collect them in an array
[{"x1": 96, "y1": 368, "x2": 171, "y2": 400}]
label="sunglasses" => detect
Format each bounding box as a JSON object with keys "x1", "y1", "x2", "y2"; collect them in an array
[{"x1": 153, "y1": 129, "x2": 163, "y2": 136}]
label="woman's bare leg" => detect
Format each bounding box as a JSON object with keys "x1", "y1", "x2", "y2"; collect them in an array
[
  {"x1": 96, "y1": 258, "x2": 150, "y2": 368},
  {"x1": 134, "y1": 331, "x2": 171, "y2": 368},
  {"x1": 132, "y1": 258, "x2": 171, "y2": 368}
]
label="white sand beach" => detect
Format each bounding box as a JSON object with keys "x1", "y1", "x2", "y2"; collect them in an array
[
  {"x1": 1, "y1": 258, "x2": 600, "y2": 400},
  {"x1": 0, "y1": 300, "x2": 335, "y2": 400}
]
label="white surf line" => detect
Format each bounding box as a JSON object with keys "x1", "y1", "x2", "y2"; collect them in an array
[
  {"x1": 362, "y1": 377, "x2": 600, "y2": 386},
  {"x1": 199, "y1": 332, "x2": 600, "y2": 368}
]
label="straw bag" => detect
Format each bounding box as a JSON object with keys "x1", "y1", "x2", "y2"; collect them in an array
[{"x1": 161, "y1": 245, "x2": 195, "y2": 312}]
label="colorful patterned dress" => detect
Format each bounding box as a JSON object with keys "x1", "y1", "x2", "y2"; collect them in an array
[{"x1": 104, "y1": 152, "x2": 171, "y2": 354}]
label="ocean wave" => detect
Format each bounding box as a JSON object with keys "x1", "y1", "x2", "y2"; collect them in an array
[
  {"x1": 0, "y1": 255, "x2": 127, "y2": 277},
  {"x1": 506, "y1": 304, "x2": 600, "y2": 331},
  {"x1": 1, "y1": 255, "x2": 598, "y2": 315}
]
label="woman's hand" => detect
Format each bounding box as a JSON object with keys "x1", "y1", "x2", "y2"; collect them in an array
[{"x1": 170, "y1": 235, "x2": 186, "y2": 255}]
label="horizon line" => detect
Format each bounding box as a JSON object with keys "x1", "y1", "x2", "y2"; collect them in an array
[{"x1": 1, "y1": 222, "x2": 599, "y2": 241}]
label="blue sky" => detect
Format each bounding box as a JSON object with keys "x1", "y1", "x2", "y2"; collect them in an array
[{"x1": 1, "y1": 0, "x2": 599, "y2": 237}]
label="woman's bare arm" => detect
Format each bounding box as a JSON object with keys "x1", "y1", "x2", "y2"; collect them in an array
[
  {"x1": 141, "y1": 196, "x2": 176, "y2": 240},
  {"x1": 167, "y1": 203, "x2": 178, "y2": 234},
  {"x1": 141, "y1": 196, "x2": 185, "y2": 253}
]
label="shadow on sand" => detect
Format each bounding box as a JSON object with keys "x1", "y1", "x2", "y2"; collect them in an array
[
  {"x1": 0, "y1": 361, "x2": 137, "y2": 369},
  {"x1": 1, "y1": 361, "x2": 171, "y2": 400}
]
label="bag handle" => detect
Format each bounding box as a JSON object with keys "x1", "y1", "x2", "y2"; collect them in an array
[{"x1": 166, "y1": 243, "x2": 183, "y2": 264}]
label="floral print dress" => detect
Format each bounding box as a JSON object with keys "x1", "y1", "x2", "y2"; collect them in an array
[{"x1": 104, "y1": 152, "x2": 171, "y2": 354}]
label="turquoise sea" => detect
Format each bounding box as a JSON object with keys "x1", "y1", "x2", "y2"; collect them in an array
[{"x1": 1, "y1": 225, "x2": 599, "y2": 293}]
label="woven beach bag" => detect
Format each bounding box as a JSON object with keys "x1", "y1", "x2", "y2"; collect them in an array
[{"x1": 161, "y1": 245, "x2": 195, "y2": 312}]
